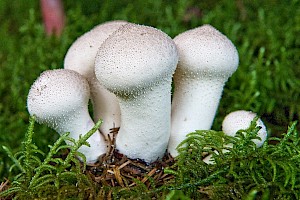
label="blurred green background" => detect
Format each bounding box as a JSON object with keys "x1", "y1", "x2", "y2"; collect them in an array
[{"x1": 0, "y1": 0, "x2": 299, "y2": 180}]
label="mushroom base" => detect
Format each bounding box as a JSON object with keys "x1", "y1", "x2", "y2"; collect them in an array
[{"x1": 168, "y1": 78, "x2": 226, "y2": 157}]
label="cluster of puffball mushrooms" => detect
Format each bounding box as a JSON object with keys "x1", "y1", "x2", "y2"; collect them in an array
[{"x1": 27, "y1": 21, "x2": 268, "y2": 165}]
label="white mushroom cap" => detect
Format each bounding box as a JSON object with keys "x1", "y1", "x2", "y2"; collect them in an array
[
  {"x1": 222, "y1": 110, "x2": 267, "y2": 147},
  {"x1": 64, "y1": 20, "x2": 128, "y2": 138},
  {"x1": 168, "y1": 24, "x2": 239, "y2": 157},
  {"x1": 95, "y1": 23, "x2": 178, "y2": 162},
  {"x1": 203, "y1": 110, "x2": 267, "y2": 164},
  {"x1": 64, "y1": 20, "x2": 128, "y2": 77},
  {"x1": 27, "y1": 69, "x2": 107, "y2": 164},
  {"x1": 96, "y1": 23, "x2": 178, "y2": 95},
  {"x1": 173, "y1": 24, "x2": 239, "y2": 78}
]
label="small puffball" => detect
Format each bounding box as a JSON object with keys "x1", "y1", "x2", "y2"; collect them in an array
[
  {"x1": 203, "y1": 110, "x2": 267, "y2": 164},
  {"x1": 222, "y1": 110, "x2": 267, "y2": 147},
  {"x1": 27, "y1": 69, "x2": 107, "y2": 164}
]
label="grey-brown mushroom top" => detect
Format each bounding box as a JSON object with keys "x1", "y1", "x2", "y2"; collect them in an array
[
  {"x1": 95, "y1": 23, "x2": 178, "y2": 95},
  {"x1": 27, "y1": 69, "x2": 90, "y2": 125},
  {"x1": 173, "y1": 24, "x2": 239, "y2": 78}
]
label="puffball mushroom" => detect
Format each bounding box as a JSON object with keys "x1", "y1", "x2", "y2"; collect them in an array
[
  {"x1": 27, "y1": 69, "x2": 107, "y2": 164},
  {"x1": 168, "y1": 24, "x2": 239, "y2": 157},
  {"x1": 222, "y1": 110, "x2": 267, "y2": 147},
  {"x1": 203, "y1": 110, "x2": 267, "y2": 164},
  {"x1": 64, "y1": 20, "x2": 128, "y2": 139},
  {"x1": 95, "y1": 23, "x2": 178, "y2": 163}
]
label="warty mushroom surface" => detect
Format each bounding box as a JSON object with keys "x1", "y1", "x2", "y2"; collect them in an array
[
  {"x1": 203, "y1": 110, "x2": 267, "y2": 164},
  {"x1": 168, "y1": 24, "x2": 239, "y2": 157},
  {"x1": 95, "y1": 23, "x2": 178, "y2": 163},
  {"x1": 27, "y1": 69, "x2": 107, "y2": 164},
  {"x1": 64, "y1": 20, "x2": 128, "y2": 139}
]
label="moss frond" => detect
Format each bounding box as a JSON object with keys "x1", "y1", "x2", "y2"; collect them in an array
[
  {"x1": 167, "y1": 121, "x2": 300, "y2": 199},
  {"x1": 2, "y1": 117, "x2": 300, "y2": 199},
  {"x1": 0, "y1": 116, "x2": 102, "y2": 199}
]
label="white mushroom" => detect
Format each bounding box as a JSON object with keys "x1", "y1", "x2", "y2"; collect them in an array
[
  {"x1": 27, "y1": 69, "x2": 107, "y2": 164},
  {"x1": 168, "y1": 24, "x2": 239, "y2": 157},
  {"x1": 95, "y1": 23, "x2": 178, "y2": 163},
  {"x1": 64, "y1": 20, "x2": 128, "y2": 139},
  {"x1": 203, "y1": 110, "x2": 267, "y2": 164},
  {"x1": 222, "y1": 110, "x2": 267, "y2": 147}
]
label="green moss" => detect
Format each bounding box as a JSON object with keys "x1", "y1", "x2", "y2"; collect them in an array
[
  {"x1": 167, "y1": 120, "x2": 300, "y2": 199},
  {"x1": 0, "y1": 0, "x2": 299, "y2": 198},
  {"x1": 1, "y1": 117, "x2": 299, "y2": 199},
  {"x1": 0, "y1": 116, "x2": 101, "y2": 199}
]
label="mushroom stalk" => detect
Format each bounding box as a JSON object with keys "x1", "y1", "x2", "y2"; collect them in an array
[
  {"x1": 202, "y1": 145, "x2": 231, "y2": 165},
  {"x1": 89, "y1": 76, "x2": 121, "y2": 135},
  {"x1": 170, "y1": 78, "x2": 225, "y2": 154},
  {"x1": 168, "y1": 24, "x2": 239, "y2": 157},
  {"x1": 173, "y1": 77, "x2": 225, "y2": 131},
  {"x1": 116, "y1": 83, "x2": 172, "y2": 162},
  {"x1": 53, "y1": 107, "x2": 105, "y2": 162}
]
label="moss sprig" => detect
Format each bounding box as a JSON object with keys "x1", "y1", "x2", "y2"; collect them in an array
[
  {"x1": 0, "y1": 116, "x2": 102, "y2": 199},
  {"x1": 167, "y1": 120, "x2": 300, "y2": 199}
]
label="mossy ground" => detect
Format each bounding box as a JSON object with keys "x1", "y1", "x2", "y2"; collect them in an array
[{"x1": 0, "y1": 0, "x2": 299, "y2": 199}]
